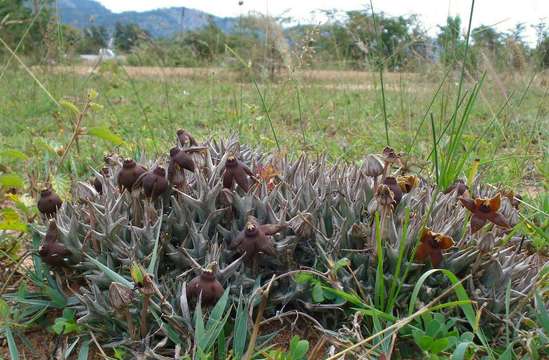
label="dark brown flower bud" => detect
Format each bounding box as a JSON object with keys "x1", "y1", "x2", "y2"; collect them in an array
[
  {"x1": 383, "y1": 177, "x2": 403, "y2": 205},
  {"x1": 37, "y1": 188, "x2": 62, "y2": 217},
  {"x1": 443, "y1": 179, "x2": 469, "y2": 197},
  {"x1": 109, "y1": 282, "x2": 134, "y2": 310},
  {"x1": 39, "y1": 221, "x2": 72, "y2": 267},
  {"x1": 93, "y1": 167, "x2": 110, "y2": 194},
  {"x1": 223, "y1": 155, "x2": 253, "y2": 192},
  {"x1": 169, "y1": 147, "x2": 195, "y2": 172},
  {"x1": 375, "y1": 184, "x2": 395, "y2": 208},
  {"x1": 186, "y1": 270, "x2": 224, "y2": 307},
  {"x1": 142, "y1": 167, "x2": 169, "y2": 200},
  {"x1": 117, "y1": 159, "x2": 146, "y2": 192},
  {"x1": 176, "y1": 129, "x2": 198, "y2": 147},
  {"x1": 364, "y1": 154, "x2": 384, "y2": 178}
]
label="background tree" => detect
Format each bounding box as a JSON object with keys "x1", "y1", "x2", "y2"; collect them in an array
[
  {"x1": 114, "y1": 22, "x2": 148, "y2": 52},
  {"x1": 78, "y1": 25, "x2": 109, "y2": 53}
]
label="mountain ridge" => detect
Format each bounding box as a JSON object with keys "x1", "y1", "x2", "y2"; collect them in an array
[{"x1": 56, "y1": 0, "x2": 236, "y2": 38}]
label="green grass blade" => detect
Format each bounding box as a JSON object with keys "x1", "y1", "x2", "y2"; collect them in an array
[
  {"x1": 233, "y1": 293, "x2": 248, "y2": 360},
  {"x1": 386, "y1": 208, "x2": 410, "y2": 312},
  {"x1": 77, "y1": 337, "x2": 90, "y2": 360},
  {"x1": 374, "y1": 212, "x2": 385, "y2": 309},
  {"x1": 4, "y1": 326, "x2": 19, "y2": 360}
]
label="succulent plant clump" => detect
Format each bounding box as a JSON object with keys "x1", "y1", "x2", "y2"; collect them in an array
[{"x1": 24, "y1": 134, "x2": 543, "y2": 358}]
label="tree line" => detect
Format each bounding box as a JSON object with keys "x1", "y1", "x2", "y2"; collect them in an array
[{"x1": 1, "y1": 0, "x2": 548, "y2": 73}]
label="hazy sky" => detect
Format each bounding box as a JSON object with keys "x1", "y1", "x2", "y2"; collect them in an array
[{"x1": 96, "y1": 0, "x2": 548, "y2": 44}]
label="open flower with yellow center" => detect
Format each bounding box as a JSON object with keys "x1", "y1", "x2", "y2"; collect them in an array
[
  {"x1": 415, "y1": 228, "x2": 454, "y2": 267},
  {"x1": 459, "y1": 193, "x2": 510, "y2": 234}
]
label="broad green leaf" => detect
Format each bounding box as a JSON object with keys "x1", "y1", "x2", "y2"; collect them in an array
[
  {"x1": 0, "y1": 208, "x2": 27, "y2": 232},
  {"x1": 87, "y1": 126, "x2": 126, "y2": 147},
  {"x1": 312, "y1": 282, "x2": 324, "y2": 303},
  {"x1": 333, "y1": 257, "x2": 350, "y2": 272},
  {"x1": 0, "y1": 173, "x2": 25, "y2": 189},
  {"x1": 499, "y1": 343, "x2": 514, "y2": 360},
  {"x1": 0, "y1": 149, "x2": 28, "y2": 161},
  {"x1": 430, "y1": 337, "x2": 450, "y2": 354},
  {"x1": 293, "y1": 272, "x2": 313, "y2": 284},
  {"x1": 452, "y1": 340, "x2": 473, "y2": 360},
  {"x1": 408, "y1": 268, "x2": 492, "y2": 357},
  {"x1": 289, "y1": 336, "x2": 309, "y2": 360},
  {"x1": 0, "y1": 298, "x2": 10, "y2": 321}
]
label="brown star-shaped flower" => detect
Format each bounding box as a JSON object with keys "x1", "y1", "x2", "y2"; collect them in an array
[
  {"x1": 459, "y1": 193, "x2": 510, "y2": 234},
  {"x1": 415, "y1": 228, "x2": 454, "y2": 267},
  {"x1": 223, "y1": 155, "x2": 255, "y2": 192},
  {"x1": 230, "y1": 217, "x2": 285, "y2": 264}
]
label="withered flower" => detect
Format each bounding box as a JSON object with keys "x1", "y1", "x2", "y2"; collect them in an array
[
  {"x1": 109, "y1": 282, "x2": 135, "y2": 339},
  {"x1": 39, "y1": 221, "x2": 72, "y2": 267},
  {"x1": 93, "y1": 167, "x2": 110, "y2": 195},
  {"x1": 364, "y1": 154, "x2": 384, "y2": 178},
  {"x1": 444, "y1": 179, "x2": 469, "y2": 197},
  {"x1": 37, "y1": 188, "x2": 62, "y2": 217},
  {"x1": 415, "y1": 228, "x2": 454, "y2": 267},
  {"x1": 383, "y1": 177, "x2": 403, "y2": 205},
  {"x1": 256, "y1": 163, "x2": 279, "y2": 191},
  {"x1": 109, "y1": 282, "x2": 134, "y2": 310},
  {"x1": 375, "y1": 184, "x2": 395, "y2": 208},
  {"x1": 459, "y1": 193, "x2": 510, "y2": 234},
  {"x1": 176, "y1": 129, "x2": 198, "y2": 147},
  {"x1": 223, "y1": 155, "x2": 254, "y2": 193},
  {"x1": 382, "y1": 147, "x2": 401, "y2": 164},
  {"x1": 117, "y1": 159, "x2": 146, "y2": 192},
  {"x1": 397, "y1": 175, "x2": 419, "y2": 193},
  {"x1": 186, "y1": 269, "x2": 224, "y2": 307},
  {"x1": 142, "y1": 167, "x2": 169, "y2": 200},
  {"x1": 288, "y1": 212, "x2": 314, "y2": 239},
  {"x1": 230, "y1": 217, "x2": 285, "y2": 263}
]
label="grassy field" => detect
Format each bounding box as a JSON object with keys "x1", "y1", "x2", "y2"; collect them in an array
[
  {"x1": 1, "y1": 61, "x2": 549, "y2": 358},
  {"x1": 1, "y1": 63, "x2": 547, "y2": 194}
]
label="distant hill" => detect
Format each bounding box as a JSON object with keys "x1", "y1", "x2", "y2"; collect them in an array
[{"x1": 56, "y1": 0, "x2": 236, "y2": 38}]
